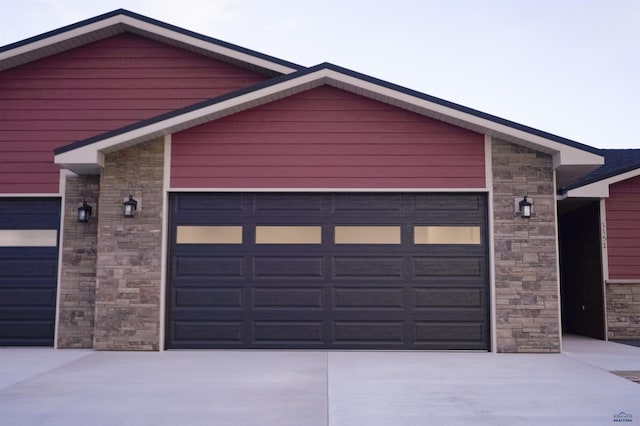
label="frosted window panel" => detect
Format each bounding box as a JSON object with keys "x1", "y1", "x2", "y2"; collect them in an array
[
  {"x1": 0, "y1": 229, "x2": 57, "y2": 247},
  {"x1": 177, "y1": 226, "x2": 243, "y2": 244},
  {"x1": 414, "y1": 226, "x2": 480, "y2": 245},
  {"x1": 256, "y1": 226, "x2": 322, "y2": 244},
  {"x1": 335, "y1": 226, "x2": 401, "y2": 244}
]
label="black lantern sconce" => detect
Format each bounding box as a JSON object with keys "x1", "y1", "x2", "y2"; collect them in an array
[
  {"x1": 77, "y1": 200, "x2": 92, "y2": 223},
  {"x1": 518, "y1": 196, "x2": 532, "y2": 219},
  {"x1": 123, "y1": 195, "x2": 138, "y2": 218}
]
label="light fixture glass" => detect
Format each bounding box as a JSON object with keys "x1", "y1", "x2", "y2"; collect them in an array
[
  {"x1": 123, "y1": 195, "x2": 137, "y2": 218},
  {"x1": 518, "y1": 196, "x2": 532, "y2": 218},
  {"x1": 77, "y1": 200, "x2": 92, "y2": 223}
]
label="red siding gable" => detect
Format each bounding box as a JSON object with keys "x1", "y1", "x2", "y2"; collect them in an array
[
  {"x1": 606, "y1": 174, "x2": 640, "y2": 279},
  {"x1": 171, "y1": 86, "x2": 485, "y2": 189},
  {"x1": 0, "y1": 33, "x2": 268, "y2": 194}
]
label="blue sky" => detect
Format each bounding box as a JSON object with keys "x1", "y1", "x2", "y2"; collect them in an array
[{"x1": 1, "y1": 0, "x2": 638, "y2": 149}]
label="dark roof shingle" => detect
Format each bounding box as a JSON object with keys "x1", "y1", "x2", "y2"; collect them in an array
[{"x1": 561, "y1": 149, "x2": 640, "y2": 193}]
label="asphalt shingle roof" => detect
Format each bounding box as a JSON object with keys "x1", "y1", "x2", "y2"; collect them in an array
[{"x1": 562, "y1": 149, "x2": 640, "y2": 193}]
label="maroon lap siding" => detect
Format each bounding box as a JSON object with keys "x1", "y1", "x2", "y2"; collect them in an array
[
  {"x1": 0, "y1": 33, "x2": 268, "y2": 194},
  {"x1": 606, "y1": 175, "x2": 640, "y2": 279},
  {"x1": 171, "y1": 86, "x2": 485, "y2": 189}
]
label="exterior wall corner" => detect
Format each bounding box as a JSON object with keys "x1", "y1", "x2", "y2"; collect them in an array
[{"x1": 491, "y1": 140, "x2": 561, "y2": 353}]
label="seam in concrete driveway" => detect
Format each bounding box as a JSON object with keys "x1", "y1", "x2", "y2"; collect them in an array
[
  {"x1": 1, "y1": 341, "x2": 639, "y2": 426},
  {"x1": 325, "y1": 351, "x2": 640, "y2": 426},
  {"x1": 560, "y1": 353, "x2": 640, "y2": 385},
  {"x1": 325, "y1": 352, "x2": 330, "y2": 426},
  {"x1": 0, "y1": 348, "x2": 93, "y2": 390}
]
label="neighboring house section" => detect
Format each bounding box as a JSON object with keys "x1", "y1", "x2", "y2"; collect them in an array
[
  {"x1": 1, "y1": 10, "x2": 609, "y2": 352},
  {"x1": 560, "y1": 149, "x2": 640, "y2": 342},
  {"x1": 606, "y1": 174, "x2": 640, "y2": 280}
]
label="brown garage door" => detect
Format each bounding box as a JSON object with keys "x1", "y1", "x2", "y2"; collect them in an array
[{"x1": 166, "y1": 193, "x2": 489, "y2": 350}]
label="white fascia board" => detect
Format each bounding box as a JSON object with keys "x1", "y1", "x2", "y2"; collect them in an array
[
  {"x1": 56, "y1": 66, "x2": 603, "y2": 173},
  {"x1": 323, "y1": 70, "x2": 603, "y2": 169},
  {"x1": 55, "y1": 147, "x2": 105, "y2": 171},
  {"x1": 119, "y1": 17, "x2": 298, "y2": 74},
  {"x1": 553, "y1": 147, "x2": 604, "y2": 168},
  {"x1": 55, "y1": 70, "x2": 329, "y2": 170},
  {"x1": 1, "y1": 15, "x2": 297, "y2": 75},
  {"x1": 565, "y1": 167, "x2": 640, "y2": 198},
  {"x1": 565, "y1": 181, "x2": 610, "y2": 198},
  {"x1": 0, "y1": 16, "x2": 124, "y2": 62}
]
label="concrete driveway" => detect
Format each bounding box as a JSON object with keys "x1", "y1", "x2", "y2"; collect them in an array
[{"x1": 1, "y1": 336, "x2": 638, "y2": 426}]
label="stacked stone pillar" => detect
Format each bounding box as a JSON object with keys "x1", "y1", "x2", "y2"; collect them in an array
[
  {"x1": 58, "y1": 137, "x2": 164, "y2": 350},
  {"x1": 92, "y1": 138, "x2": 164, "y2": 350},
  {"x1": 492, "y1": 139, "x2": 561, "y2": 352},
  {"x1": 57, "y1": 175, "x2": 100, "y2": 348}
]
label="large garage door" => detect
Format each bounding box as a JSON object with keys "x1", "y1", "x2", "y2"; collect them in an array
[
  {"x1": 167, "y1": 193, "x2": 489, "y2": 350},
  {"x1": 0, "y1": 198, "x2": 60, "y2": 346}
]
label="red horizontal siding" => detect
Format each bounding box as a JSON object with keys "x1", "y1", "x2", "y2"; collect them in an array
[
  {"x1": 174, "y1": 133, "x2": 474, "y2": 145},
  {"x1": 172, "y1": 154, "x2": 483, "y2": 167},
  {"x1": 606, "y1": 175, "x2": 640, "y2": 279},
  {"x1": 0, "y1": 33, "x2": 268, "y2": 194},
  {"x1": 171, "y1": 86, "x2": 485, "y2": 189},
  {"x1": 173, "y1": 166, "x2": 485, "y2": 179}
]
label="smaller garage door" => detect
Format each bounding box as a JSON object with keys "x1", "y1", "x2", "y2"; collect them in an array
[{"x1": 0, "y1": 198, "x2": 60, "y2": 346}]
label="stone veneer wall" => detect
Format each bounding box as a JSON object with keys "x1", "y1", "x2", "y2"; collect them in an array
[
  {"x1": 607, "y1": 283, "x2": 640, "y2": 340},
  {"x1": 57, "y1": 175, "x2": 100, "y2": 348},
  {"x1": 492, "y1": 139, "x2": 560, "y2": 352},
  {"x1": 93, "y1": 138, "x2": 164, "y2": 350}
]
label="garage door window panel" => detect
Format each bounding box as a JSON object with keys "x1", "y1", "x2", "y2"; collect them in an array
[
  {"x1": 413, "y1": 226, "x2": 481, "y2": 245},
  {"x1": 334, "y1": 226, "x2": 401, "y2": 244},
  {"x1": 0, "y1": 230, "x2": 57, "y2": 247},
  {"x1": 176, "y1": 226, "x2": 243, "y2": 244},
  {"x1": 255, "y1": 226, "x2": 322, "y2": 244}
]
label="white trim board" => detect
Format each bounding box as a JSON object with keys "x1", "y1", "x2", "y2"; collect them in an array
[
  {"x1": 55, "y1": 67, "x2": 603, "y2": 187},
  {"x1": 565, "y1": 167, "x2": 640, "y2": 198},
  {"x1": 166, "y1": 188, "x2": 492, "y2": 193},
  {"x1": 485, "y1": 135, "x2": 498, "y2": 353},
  {"x1": 0, "y1": 13, "x2": 298, "y2": 75},
  {"x1": 158, "y1": 135, "x2": 171, "y2": 351}
]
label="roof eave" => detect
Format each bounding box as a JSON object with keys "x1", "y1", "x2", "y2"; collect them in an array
[
  {"x1": 564, "y1": 166, "x2": 640, "y2": 198},
  {"x1": 54, "y1": 65, "x2": 605, "y2": 185},
  {"x1": 0, "y1": 10, "x2": 301, "y2": 75}
]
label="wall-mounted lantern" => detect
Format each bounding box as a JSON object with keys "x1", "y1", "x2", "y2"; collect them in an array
[
  {"x1": 518, "y1": 196, "x2": 532, "y2": 219},
  {"x1": 123, "y1": 195, "x2": 138, "y2": 218},
  {"x1": 77, "y1": 200, "x2": 92, "y2": 223}
]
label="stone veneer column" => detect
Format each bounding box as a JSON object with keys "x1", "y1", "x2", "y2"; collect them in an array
[
  {"x1": 492, "y1": 139, "x2": 560, "y2": 352},
  {"x1": 57, "y1": 175, "x2": 100, "y2": 348},
  {"x1": 93, "y1": 138, "x2": 164, "y2": 350},
  {"x1": 607, "y1": 283, "x2": 640, "y2": 340}
]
